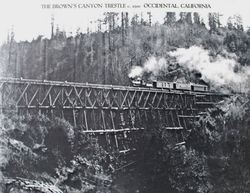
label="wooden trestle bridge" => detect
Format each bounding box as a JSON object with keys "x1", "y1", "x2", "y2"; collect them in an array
[{"x1": 0, "y1": 78, "x2": 228, "y2": 153}]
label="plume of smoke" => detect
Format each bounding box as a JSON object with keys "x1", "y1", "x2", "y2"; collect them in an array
[
  {"x1": 128, "y1": 56, "x2": 168, "y2": 78},
  {"x1": 128, "y1": 66, "x2": 144, "y2": 78},
  {"x1": 169, "y1": 46, "x2": 250, "y2": 92}
]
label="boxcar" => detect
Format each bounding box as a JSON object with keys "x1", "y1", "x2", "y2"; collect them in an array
[
  {"x1": 191, "y1": 84, "x2": 209, "y2": 92},
  {"x1": 153, "y1": 81, "x2": 174, "y2": 89},
  {"x1": 175, "y1": 83, "x2": 191, "y2": 91}
]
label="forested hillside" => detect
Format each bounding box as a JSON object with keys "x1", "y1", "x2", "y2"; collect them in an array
[{"x1": 1, "y1": 12, "x2": 250, "y2": 87}]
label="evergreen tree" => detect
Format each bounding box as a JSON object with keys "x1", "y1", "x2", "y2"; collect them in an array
[
  {"x1": 179, "y1": 12, "x2": 187, "y2": 23},
  {"x1": 208, "y1": 13, "x2": 218, "y2": 32},
  {"x1": 164, "y1": 12, "x2": 176, "y2": 25},
  {"x1": 227, "y1": 15, "x2": 244, "y2": 31},
  {"x1": 227, "y1": 17, "x2": 233, "y2": 30},
  {"x1": 186, "y1": 12, "x2": 192, "y2": 24},
  {"x1": 193, "y1": 12, "x2": 201, "y2": 25}
]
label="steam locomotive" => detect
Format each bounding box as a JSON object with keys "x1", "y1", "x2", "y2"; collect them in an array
[{"x1": 131, "y1": 78, "x2": 209, "y2": 92}]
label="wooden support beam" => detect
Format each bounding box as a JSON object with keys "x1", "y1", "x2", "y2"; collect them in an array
[
  {"x1": 119, "y1": 148, "x2": 136, "y2": 154},
  {"x1": 119, "y1": 149, "x2": 131, "y2": 154},
  {"x1": 196, "y1": 95, "x2": 206, "y2": 97},
  {"x1": 178, "y1": 115, "x2": 200, "y2": 118},
  {"x1": 81, "y1": 127, "x2": 144, "y2": 134},
  {"x1": 16, "y1": 83, "x2": 30, "y2": 105},
  {"x1": 175, "y1": 141, "x2": 186, "y2": 146},
  {"x1": 195, "y1": 102, "x2": 215, "y2": 105},
  {"x1": 163, "y1": 127, "x2": 183, "y2": 130},
  {"x1": 198, "y1": 112, "x2": 207, "y2": 115}
]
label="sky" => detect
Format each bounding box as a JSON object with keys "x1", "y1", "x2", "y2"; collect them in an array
[{"x1": 1, "y1": 0, "x2": 250, "y2": 42}]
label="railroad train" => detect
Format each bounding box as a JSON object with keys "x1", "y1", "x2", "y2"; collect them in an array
[{"x1": 131, "y1": 78, "x2": 209, "y2": 92}]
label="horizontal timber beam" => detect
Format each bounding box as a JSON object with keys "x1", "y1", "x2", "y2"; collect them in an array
[
  {"x1": 9, "y1": 106, "x2": 198, "y2": 111},
  {"x1": 163, "y1": 127, "x2": 184, "y2": 130},
  {"x1": 81, "y1": 127, "x2": 144, "y2": 134}
]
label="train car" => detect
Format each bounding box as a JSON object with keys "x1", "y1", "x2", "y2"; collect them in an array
[
  {"x1": 131, "y1": 78, "x2": 145, "y2": 87},
  {"x1": 131, "y1": 78, "x2": 210, "y2": 92},
  {"x1": 191, "y1": 84, "x2": 209, "y2": 92},
  {"x1": 153, "y1": 81, "x2": 174, "y2": 89},
  {"x1": 174, "y1": 83, "x2": 192, "y2": 91},
  {"x1": 146, "y1": 82, "x2": 154, "y2": 88}
]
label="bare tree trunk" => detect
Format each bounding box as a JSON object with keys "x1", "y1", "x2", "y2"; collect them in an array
[
  {"x1": 8, "y1": 37, "x2": 13, "y2": 75},
  {"x1": 121, "y1": 12, "x2": 125, "y2": 46},
  {"x1": 14, "y1": 48, "x2": 18, "y2": 78},
  {"x1": 43, "y1": 40, "x2": 48, "y2": 80},
  {"x1": 73, "y1": 37, "x2": 78, "y2": 82},
  {"x1": 102, "y1": 33, "x2": 106, "y2": 84},
  {"x1": 125, "y1": 12, "x2": 129, "y2": 35},
  {"x1": 19, "y1": 44, "x2": 24, "y2": 78}
]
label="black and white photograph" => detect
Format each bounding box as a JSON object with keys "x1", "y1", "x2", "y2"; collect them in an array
[{"x1": 0, "y1": 0, "x2": 250, "y2": 192}]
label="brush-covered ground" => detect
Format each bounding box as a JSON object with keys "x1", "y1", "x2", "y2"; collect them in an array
[{"x1": 0, "y1": 93, "x2": 250, "y2": 193}]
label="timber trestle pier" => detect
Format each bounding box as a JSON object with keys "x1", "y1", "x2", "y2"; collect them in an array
[{"x1": 0, "y1": 78, "x2": 228, "y2": 153}]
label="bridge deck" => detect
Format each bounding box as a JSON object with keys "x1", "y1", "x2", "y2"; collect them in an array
[{"x1": 0, "y1": 77, "x2": 229, "y2": 97}]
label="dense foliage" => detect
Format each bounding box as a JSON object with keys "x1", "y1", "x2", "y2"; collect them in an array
[
  {"x1": 0, "y1": 113, "x2": 118, "y2": 192},
  {"x1": 114, "y1": 94, "x2": 250, "y2": 193}
]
